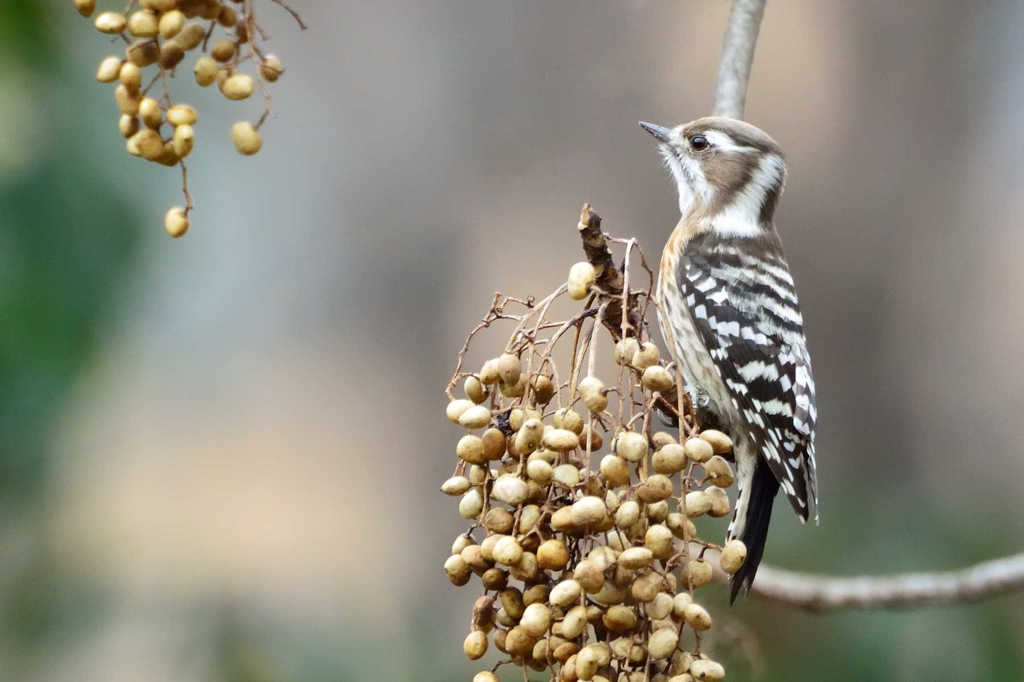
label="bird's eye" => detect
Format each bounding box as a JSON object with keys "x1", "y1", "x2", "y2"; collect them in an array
[{"x1": 689, "y1": 134, "x2": 709, "y2": 151}]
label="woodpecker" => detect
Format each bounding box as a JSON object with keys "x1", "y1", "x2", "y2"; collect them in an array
[{"x1": 640, "y1": 117, "x2": 818, "y2": 602}]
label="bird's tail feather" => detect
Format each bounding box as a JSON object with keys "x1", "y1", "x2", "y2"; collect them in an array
[{"x1": 729, "y1": 460, "x2": 779, "y2": 603}]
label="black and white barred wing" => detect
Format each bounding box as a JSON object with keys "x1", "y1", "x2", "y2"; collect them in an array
[{"x1": 683, "y1": 245, "x2": 819, "y2": 521}]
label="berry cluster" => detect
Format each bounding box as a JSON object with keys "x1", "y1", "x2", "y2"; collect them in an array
[
  {"x1": 75, "y1": 0, "x2": 303, "y2": 237},
  {"x1": 443, "y1": 211, "x2": 746, "y2": 682}
]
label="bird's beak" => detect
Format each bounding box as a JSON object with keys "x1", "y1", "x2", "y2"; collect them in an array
[{"x1": 639, "y1": 121, "x2": 672, "y2": 143}]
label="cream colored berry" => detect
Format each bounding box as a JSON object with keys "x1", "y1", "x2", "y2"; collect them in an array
[
  {"x1": 500, "y1": 374, "x2": 526, "y2": 398},
  {"x1": 194, "y1": 56, "x2": 218, "y2": 86},
  {"x1": 683, "y1": 602, "x2": 712, "y2": 630},
  {"x1": 637, "y1": 474, "x2": 674, "y2": 503},
  {"x1": 176, "y1": 22, "x2": 206, "y2": 50},
  {"x1": 495, "y1": 352, "x2": 520, "y2": 385},
  {"x1": 130, "y1": 128, "x2": 163, "y2": 160},
  {"x1": 118, "y1": 62, "x2": 142, "y2": 92},
  {"x1": 520, "y1": 602, "x2": 551, "y2": 637},
  {"x1": 473, "y1": 673, "x2": 499, "y2": 682},
  {"x1": 166, "y1": 104, "x2": 198, "y2": 126},
  {"x1": 118, "y1": 114, "x2": 139, "y2": 139},
  {"x1": 456, "y1": 434, "x2": 486, "y2": 464},
  {"x1": 526, "y1": 458, "x2": 552, "y2": 484},
  {"x1": 164, "y1": 207, "x2": 189, "y2": 238},
  {"x1": 458, "y1": 488, "x2": 483, "y2": 519},
  {"x1": 615, "y1": 430, "x2": 647, "y2": 462},
  {"x1": 599, "y1": 454, "x2": 630, "y2": 487},
  {"x1": 158, "y1": 10, "x2": 185, "y2": 38},
  {"x1": 683, "y1": 490, "x2": 711, "y2": 518},
  {"x1": 684, "y1": 437, "x2": 714, "y2": 463},
  {"x1": 211, "y1": 39, "x2": 237, "y2": 63},
  {"x1": 261, "y1": 54, "x2": 285, "y2": 81},
  {"x1": 570, "y1": 496, "x2": 607, "y2": 528},
  {"x1": 537, "y1": 539, "x2": 569, "y2": 571},
  {"x1": 652, "y1": 443, "x2": 686, "y2": 474},
  {"x1": 699, "y1": 429, "x2": 733, "y2": 453},
  {"x1": 720, "y1": 539, "x2": 747, "y2": 574},
  {"x1": 463, "y1": 375, "x2": 487, "y2": 403},
  {"x1": 445, "y1": 398, "x2": 473, "y2": 422},
  {"x1": 704, "y1": 455, "x2": 734, "y2": 487},
  {"x1": 652, "y1": 431, "x2": 677, "y2": 448},
  {"x1": 645, "y1": 523, "x2": 674, "y2": 558},
  {"x1": 96, "y1": 56, "x2": 122, "y2": 82},
  {"x1": 648, "y1": 591, "x2": 674, "y2": 620},
  {"x1": 578, "y1": 376, "x2": 607, "y2": 413},
  {"x1": 689, "y1": 659, "x2": 725, "y2": 681},
  {"x1": 549, "y1": 578, "x2": 581, "y2": 607},
  {"x1": 94, "y1": 11, "x2": 126, "y2": 33},
  {"x1": 642, "y1": 365, "x2": 675, "y2": 392},
  {"x1": 221, "y1": 73, "x2": 255, "y2": 100},
  {"x1": 575, "y1": 645, "x2": 600, "y2": 679},
  {"x1": 648, "y1": 628, "x2": 679, "y2": 660},
  {"x1": 614, "y1": 337, "x2": 640, "y2": 365},
  {"x1": 618, "y1": 547, "x2": 653, "y2": 569},
  {"x1": 552, "y1": 463, "x2": 580, "y2": 487},
  {"x1": 631, "y1": 341, "x2": 660, "y2": 369},
  {"x1": 602, "y1": 604, "x2": 637, "y2": 632},
  {"x1": 139, "y1": 97, "x2": 162, "y2": 129},
  {"x1": 444, "y1": 554, "x2": 471, "y2": 586},
  {"x1": 127, "y1": 9, "x2": 158, "y2": 37},
  {"x1": 567, "y1": 261, "x2": 597, "y2": 300},
  {"x1": 478, "y1": 358, "x2": 500, "y2": 385},
  {"x1": 493, "y1": 536, "x2": 524, "y2": 566},
  {"x1": 440, "y1": 475, "x2": 470, "y2": 496},
  {"x1": 614, "y1": 499, "x2": 640, "y2": 527},
  {"x1": 684, "y1": 559, "x2": 713, "y2": 588},
  {"x1": 705, "y1": 486, "x2": 731, "y2": 517},
  {"x1": 542, "y1": 428, "x2": 579, "y2": 451},
  {"x1": 457, "y1": 404, "x2": 490, "y2": 429},
  {"x1": 491, "y1": 475, "x2": 528, "y2": 505},
  {"x1": 463, "y1": 630, "x2": 487, "y2": 660},
  {"x1": 115, "y1": 84, "x2": 140, "y2": 115}
]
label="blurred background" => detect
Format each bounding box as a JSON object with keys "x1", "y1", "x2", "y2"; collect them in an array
[{"x1": 3, "y1": 0, "x2": 1023, "y2": 680}]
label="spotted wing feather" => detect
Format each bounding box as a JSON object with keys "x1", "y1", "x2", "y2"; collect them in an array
[{"x1": 681, "y1": 234, "x2": 818, "y2": 521}]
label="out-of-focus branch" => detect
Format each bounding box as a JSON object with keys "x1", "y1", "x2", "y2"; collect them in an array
[
  {"x1": 699, "y1": 546, "x2": 1024, "y2": 612},
  {"x1": 712, "y1": 0, "x2": 767, "y2": 119},
  {"x1": 749, "y1": 553, "x2": 1024, "y2": 612}
]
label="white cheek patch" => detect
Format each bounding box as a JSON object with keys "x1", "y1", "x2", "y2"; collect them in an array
[{"x1": 710, "y1": 152, "x2": 784, "y2": 238}]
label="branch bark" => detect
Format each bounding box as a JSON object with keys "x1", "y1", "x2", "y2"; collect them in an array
[
  {"x1": 748, "y1": 553, "x2": 1024, "y2": 612},
  {"x1": 712, "y1": 0, "x2": 767, "y2": 119},
  {"x1": 577, "y1": 203, "x2": 642, "y2": 341}
]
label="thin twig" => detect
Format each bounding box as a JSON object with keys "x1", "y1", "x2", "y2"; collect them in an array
[
  {"x1": 711, "y1": 0, "x2": 767, "y2": 119},
  {"x1": 271, "y1": 0, "x2": 309, "y2": 30}
]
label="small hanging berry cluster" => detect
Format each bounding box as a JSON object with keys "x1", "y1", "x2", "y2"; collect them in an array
[
  {"x1": 74, "y1": 0, "x2": 304, "y2": 237},
  {"x1": 443, "y1": 207, "x2": 747, "y2": 682}
]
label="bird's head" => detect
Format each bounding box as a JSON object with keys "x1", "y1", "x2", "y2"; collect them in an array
[{"x1": 640, "y1": 116, "x2": 786, "y2": 237}]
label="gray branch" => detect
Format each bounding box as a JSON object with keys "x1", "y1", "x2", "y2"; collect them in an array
[
  {"x1": 749, "y1": 553, "x2": 1024, "y2": 612},
  {"x1": 697, "y1": 546, "x2": 1024, "y2": 611},
  {"x1": 712, "y1": 0, "x2": 767, "y2": 119}
]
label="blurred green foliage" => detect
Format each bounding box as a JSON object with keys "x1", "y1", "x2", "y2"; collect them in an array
[
  {"x1": 0, "y1": 0, "x2": 140, "y2": 667},
  {"x1": 0, "y1": 3, "x2": 140, "y2": 502}
]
